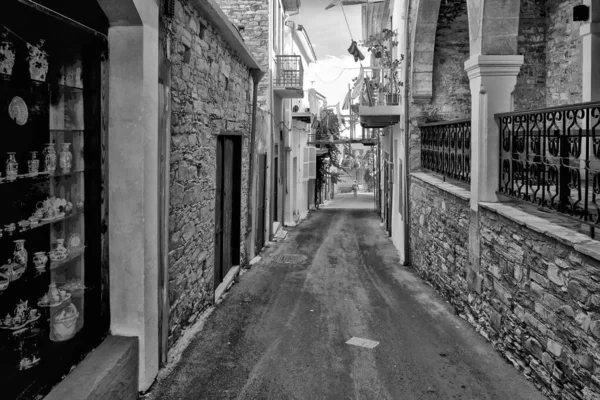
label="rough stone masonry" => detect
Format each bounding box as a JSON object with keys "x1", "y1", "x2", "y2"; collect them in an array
[{"x1": 163, "y1": 0, "x2": 254, "y2": 349}]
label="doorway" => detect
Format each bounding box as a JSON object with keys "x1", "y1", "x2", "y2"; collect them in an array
[
  {"x1": 273, "y1": 156, "x2": 279, "y2": 222},
  {"x1": 214, "y1": 135, "x2": 242, "y2": 288},
  {"x1": 255, "y1": 153, "x2": 267, "y2": 255},
  {"x1": 292, "y1": 157, "x2": 297, "y2": 216}
]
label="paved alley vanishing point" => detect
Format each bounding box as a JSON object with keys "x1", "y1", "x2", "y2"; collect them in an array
[{"x1": 146, "y1": 195, "x2": 545, "y2": 400}]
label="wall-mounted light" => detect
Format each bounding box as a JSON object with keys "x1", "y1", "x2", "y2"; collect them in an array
[{"x1": 573, "y1": 5, "x2": 590, "y2": 21}]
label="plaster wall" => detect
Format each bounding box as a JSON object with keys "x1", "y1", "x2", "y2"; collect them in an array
[{"x1": 99, "y1": 0, "x2": 160, "y2": 391}]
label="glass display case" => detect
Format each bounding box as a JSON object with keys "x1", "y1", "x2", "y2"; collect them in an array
[{"x1": 0, "y1": 1, "x2": 108, "y2": 398}]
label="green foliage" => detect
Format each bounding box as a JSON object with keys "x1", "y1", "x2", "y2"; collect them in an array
[{"x1": 315, "y1": 109, "x2": 346, "y2": 196}]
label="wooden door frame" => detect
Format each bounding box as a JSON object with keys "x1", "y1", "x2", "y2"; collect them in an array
[{"x1": 157, "y1": 19, "x2": 171, "y2": 367}]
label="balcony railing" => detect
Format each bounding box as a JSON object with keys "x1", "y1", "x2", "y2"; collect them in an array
[
  {"x1": 357, "y1": 67, "x2": 401, "y2": 107},
  {"x1": 420, "y1": 119, "x2": 471, "y2": 183},
  {"x1": 497, "y1": 102, "x2": 600, "y2": 234},
  {"x1": 274, "y1": 55, "x2": 303, "y2": 88}
]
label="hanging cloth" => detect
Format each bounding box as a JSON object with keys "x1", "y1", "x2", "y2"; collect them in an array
[
  {"x1": 348, "y1": 40, "x2": 365, "y2": 62},
  {"x1": 351, "y1": 65, "x2": 364, "y2": 99}
]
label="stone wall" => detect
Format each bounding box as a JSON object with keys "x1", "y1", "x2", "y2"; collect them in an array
[
  {"x1": 409, "y1": 175, "x2": 470, "y2": 299},
  {"x1": 216, "y1": 0, "x2": 270, "y2": 107},
  {"x1": 546, "y1": 0, "x2": 583, "y2": 107},
  {"x1": 409, "y1": 174, "x2": 600, "y2": 400},
  {"x1": 514, "y1": 0, "x2": 547, "y2": 111},
  {"x1": 164, "y1": 0, "x2": 254, "y2": 348}
]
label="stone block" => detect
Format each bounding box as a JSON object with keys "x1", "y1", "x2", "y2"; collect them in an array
[
  {"x1": 567, "y1": 280, "x2": 589, "y2": 303},
  {"x1": 548, "y1": 263, "x2": 566, "y2": 286}
]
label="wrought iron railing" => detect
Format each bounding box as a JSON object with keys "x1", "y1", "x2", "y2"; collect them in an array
[
  {"x1": 274, "y1": 55, "x2": 303, "y2": 87},
  {"x1": 497, "y1": 102, "x2": 600, "y2": 233},
  {"x1": 307, "y1": 133, "x2": 331, "y2": 143},
  {"x1": 420, "y1": 119, "x2": 471, "y2": 183}
]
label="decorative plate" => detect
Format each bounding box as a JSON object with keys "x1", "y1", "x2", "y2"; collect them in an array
[
  {"x1": 67, "y1": 233, "x2": 81, "y2": 251},
  {"x1": 8, "y1": 96, "x2": 28, "y2": 126}
]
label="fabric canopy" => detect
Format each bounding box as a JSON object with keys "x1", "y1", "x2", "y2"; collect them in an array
[{"x1": 324, "y1": 0, "x2": 375, "y2": 10}]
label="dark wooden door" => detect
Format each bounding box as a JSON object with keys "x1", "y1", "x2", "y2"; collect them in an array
[
  {"x1": 214, "y1": 136, "x2": 241, "y2": 288},
  {"x1": 387, "y1": 161, "x2": 394, "y2": 236},
  {"x1": 256, "y1": 154, "x2": 267, "y2": 254}
]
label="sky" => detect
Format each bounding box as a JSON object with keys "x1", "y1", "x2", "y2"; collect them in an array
[{"x1": 290, "y1": 0, "x2": 368, "y2": 108}]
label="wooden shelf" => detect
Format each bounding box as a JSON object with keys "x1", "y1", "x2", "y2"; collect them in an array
[
  {"x1": 0, "y1": 169, "x2": 84, "y2": 186},
  {"x1": 1, "y1": 209, "x2": 84, "y2": 240},
  {"x1": 49, "y1": 247, "x2": 85, "y2": 270}
]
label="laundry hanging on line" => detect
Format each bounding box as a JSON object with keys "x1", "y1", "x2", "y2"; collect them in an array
[{"x1": 347, "y1": 40, "x2": 365, "y2": 62}]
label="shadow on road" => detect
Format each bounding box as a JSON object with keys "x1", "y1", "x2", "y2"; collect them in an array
[{"x1": 321, "y1": 192, "x2": 375, "y2": 210}]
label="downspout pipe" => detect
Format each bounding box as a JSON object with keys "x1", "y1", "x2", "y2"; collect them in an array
[
  {"x1": 402, "y1": 0, "x2": 411, "y2": 266},
  {"x1": 246, "y1": 69, "x2": 265, "y2": 261}
]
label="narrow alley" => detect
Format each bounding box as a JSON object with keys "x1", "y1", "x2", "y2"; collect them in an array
[{"x1": 146, "y1": 195, "x2": 544, "y2": 400}]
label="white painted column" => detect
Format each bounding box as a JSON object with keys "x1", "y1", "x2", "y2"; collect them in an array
[
  {"x1": 464, "y1": 55, "x2": 524, "y2": 207},
  {"x1": 99, "y1": 0, "x2": 160, "y2": 391},
  {"x1": 464, "y1": 55, "x2": 523, "y2": 292},
  {"x1": 581, "y1": 0, "x2": 600, "y2": 102}
]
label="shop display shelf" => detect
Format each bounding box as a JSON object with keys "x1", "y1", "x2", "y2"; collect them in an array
[
  {"x1": 49, "y1": 247, "x2": 85, "y2": 270},
  {"x1": 1, "y1": 209, "x2": 84, "y2": 241}
]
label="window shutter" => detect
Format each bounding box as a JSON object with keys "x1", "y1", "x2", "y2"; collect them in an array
[
  {"x1": 308, "y1": 147, "x2": 316, "y2": 179},
  {"x1": 303, "y1": 147, "x2": 309, "y2": 180}
]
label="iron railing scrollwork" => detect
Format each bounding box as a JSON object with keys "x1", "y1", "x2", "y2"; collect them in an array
[
  {"x1": 420, "y1": 119, "x2": 471, "y2": 183},
  {"x1": 497, "y1": 102, "x2": 600, "y2": 235},
  {"x1": 274, "y1": 55, "x2": 303, "y2": 88}
]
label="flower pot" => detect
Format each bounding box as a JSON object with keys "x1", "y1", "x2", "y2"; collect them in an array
[
  {"x1": 374, "y1": 51, "x2": 382, "y2": 59},
  {"x1": 386, "y1": 94, "x2": 400, "y2": 106}
]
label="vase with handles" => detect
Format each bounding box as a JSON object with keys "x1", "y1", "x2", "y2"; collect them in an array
[
  {"x1": 5, "y1": 152, "x2": 18, "y2": 181},
  {"x1": 43, "y1": 143, "x2": 56, "y2": 174},
  {"x1": 59, "y1": 143, "x2": 72, "y2": 173},
  {"x1": 27, "y1": 39, "x2": 48, "y2": 82},
  {"x1": 0, "y1": 33, "x2": 15, "y2": 76}
]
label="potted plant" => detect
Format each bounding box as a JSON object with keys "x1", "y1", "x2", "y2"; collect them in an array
[{"x1": 361, "y1": 29, "x2": 404, "y2": 106}]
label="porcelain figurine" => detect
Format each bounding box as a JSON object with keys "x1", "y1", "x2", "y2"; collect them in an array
[
  {"x1": 28, "y1": 151, "x2": 39, "y2": 175},
  {"x1": 33, "y1": 252, "x2": 47, "y2": 272},
  {"x1": 5, "y1": 152, "x2": 18, "y2": 181},
  {"x1": 13, "y1": 239, "x2": 27, "y2": 267},
  {"x1": 59, "y1": 143, "x2": 72, "y2": 173},
  {"x1": 43, "y1": 143, "x2": 56, "y2": 174}
]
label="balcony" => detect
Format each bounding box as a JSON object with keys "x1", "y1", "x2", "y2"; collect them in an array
[
  {"x1": 274, "y1": 55, "x2": 304, "y2": 99},
  {"x1": 355, "y1": 67, "x2": 402, "y2": 128}
]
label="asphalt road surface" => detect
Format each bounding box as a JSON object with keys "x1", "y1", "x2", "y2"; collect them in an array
[{"x1": 146, "y1": 194, "x2": 545, "y2": 400}]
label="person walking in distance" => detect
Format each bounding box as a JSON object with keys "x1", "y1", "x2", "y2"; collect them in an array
[{"x1": 352, "y1": 180, "x2": 358, "y2": 197}]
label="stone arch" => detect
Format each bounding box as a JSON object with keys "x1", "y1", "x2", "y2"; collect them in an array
[
  {"x1": 467, "y1": 0, "x2": 521, "y2": 56},
  {"x1": 410, "y1": 0, "x2": 442, "y2": 102}
]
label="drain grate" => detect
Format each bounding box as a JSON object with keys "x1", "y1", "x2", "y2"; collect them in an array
[{"x1": 276, "y1": 254, "x2": 306, "y2": 264}]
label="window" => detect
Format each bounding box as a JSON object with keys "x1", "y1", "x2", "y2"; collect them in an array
[{"x1": 0, "y1": 1, "x2": 108, "y2": 398}]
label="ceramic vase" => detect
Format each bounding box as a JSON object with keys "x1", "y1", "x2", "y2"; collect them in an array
[
  {"x1": 33, "y1": 252, "x2": 47, "y2": 272},
  {"x1": 5, "y1": 152, "x2": 18, "y2": 181},
  {"x1": 28, "y1": 151, "x2": 39, "y2": 176},
  {"x1": 59, "y1": 143, "x2": 72, "y2": 173},
  {"x1": 0, "y1": 36, "x2": 15, "y2": 76},
  {"x1": 13, "y1": 239, "x2": 27, "y2": 267},
  {"x1": 43, "y1": 143, "x2": 56, "y2": 174},
  {"x1": 27, "y1": 39, "x2": 48, "y2": 82}
]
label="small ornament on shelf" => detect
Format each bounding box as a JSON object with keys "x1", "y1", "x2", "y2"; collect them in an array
[
  {"x1": 13, "y1": 239, "x2": 28, "y2": 267},
  {"x1": 51, "y1": 303, "x2": 79, "y2": 342},
  {"x1": 33, "y1": 252, "x2": 48, "y2": 273},
  {"x1": 48, "y1": 238, "x2": 68, "y2": 261},
  {"x1": 0, "y1": 300, "x2": 40, "y2": 330},
  {"x1": 43, "y1": 143, "x2": 56, "y2": 174},
  {"x1": 27, "y1": 39, "x2": 49, "y2": 82},
  {"x1": 38, "y1": 282, "x2": 71, "y2": 307},
  {"x1": 28, "y1": 151, "x2": 40, "y2": 175},
  {"x1": 5, "y1": 152, "x2": 18, "y2": 181},
  {"x1": 0, "y1": 31, "x2": 15, "y2": 76},
  {"x1": 59, "y1": 143, "x2": 72, "y2": 173}
]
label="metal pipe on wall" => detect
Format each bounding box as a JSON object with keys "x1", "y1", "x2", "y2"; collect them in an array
[{"x1": 402, "y1": 0, "x2": 411, "y2": 266}]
